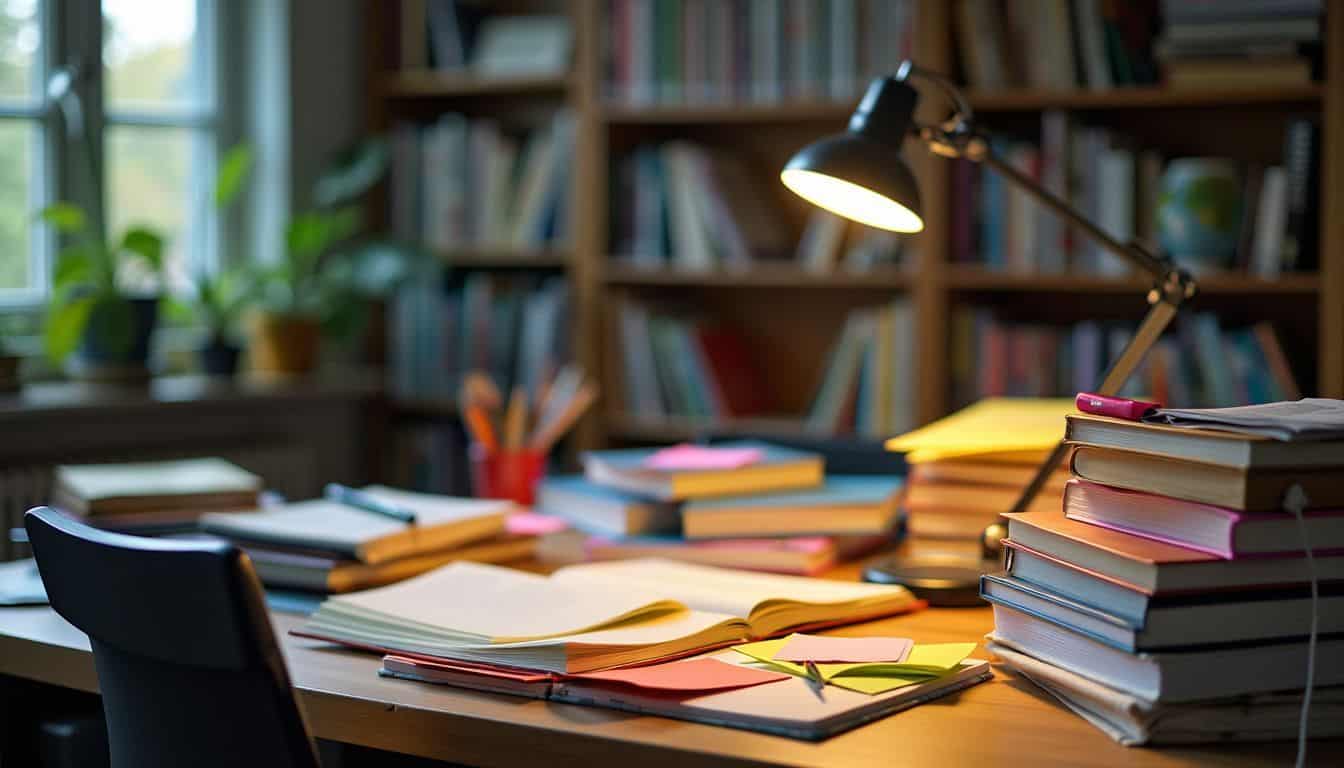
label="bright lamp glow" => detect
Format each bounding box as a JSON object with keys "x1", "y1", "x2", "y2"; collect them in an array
[{"x1": 780, "y1": 169, "x2": 924, "y2": 233}]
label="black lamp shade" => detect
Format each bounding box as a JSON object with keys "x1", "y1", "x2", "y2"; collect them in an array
[{"x1": 780, "y1": 76, "x2": 925, "y2": 233}]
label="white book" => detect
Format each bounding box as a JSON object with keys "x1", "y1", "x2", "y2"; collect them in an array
[
  {"x1": 751, "y1": 0, "x2": 781, "y2": 103},
  {"x1": 1073, "y1": 0, "x2": 1113, "y2": 90},
  {"x1": 829, "y1": 0, "x2": 857, "y2": 99},
  {"x1": 1251, "y1": 166, "x2": 1288, "y2": 278},
  {"x1": 664, "y1": 143, "x2": 716, "y2": 270},
  {"x1": 1096, "y1": 145, "x2": 1135, "y2": 276},
  {"x1": 797, "y1": 209, "x2": 848, "y2": 273}
]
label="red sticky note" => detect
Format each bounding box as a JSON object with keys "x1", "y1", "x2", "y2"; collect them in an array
[
  {"x1": 570, "y1": 657, "x2": 790, "y2": 692},
  {"x1": 773, "y1": 634, "x2": 915, "y2": 663},
  {"x1": 642, "y1": 444, "x2": 764, "y2": 471}
]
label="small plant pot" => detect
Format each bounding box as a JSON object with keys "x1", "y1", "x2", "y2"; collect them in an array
[
  {"x1": 0, "y1": 354, "x2": 20, "y2": 393},
  {"x1": 248, "y1": 312, "x2": 321, "y2": 376},
  {"x1": 70, "y1": 296, "x2": 159, "y2": 383},
  {"x1": 200, "y1": 337, "x2": 242, "y2": 377}
]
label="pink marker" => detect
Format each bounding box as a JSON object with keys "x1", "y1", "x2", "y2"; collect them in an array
[{"x1": 1075, "y1": 392, "x2": 1161, "y2": 421}]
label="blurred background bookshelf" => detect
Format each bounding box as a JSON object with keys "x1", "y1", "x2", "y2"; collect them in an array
[{"x1": 365, "y1": 0, "x2": 1343, "y2": 479}]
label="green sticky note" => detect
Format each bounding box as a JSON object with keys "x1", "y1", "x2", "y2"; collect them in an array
[{"x1": 730, "y1": 638, "x2": 978, "y2": 694}]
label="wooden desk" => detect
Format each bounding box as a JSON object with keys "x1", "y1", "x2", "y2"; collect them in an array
[{"x1": 1, "y1": 601, "x2": 1338, "y2": 767}]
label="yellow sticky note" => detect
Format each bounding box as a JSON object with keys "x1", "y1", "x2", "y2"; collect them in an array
[
  {"x1": 827, "y1": 674, "x2": 929, "y2": 695},
  {"x1": 884, "y1": 397, "x2": 1074, "y2": 462}
]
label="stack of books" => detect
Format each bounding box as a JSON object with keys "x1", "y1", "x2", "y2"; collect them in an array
[
  {"x1": 886, "y1": 399, "x2": 1075, "y2": 541},
  {"x1": 983, "y1": 402, "x2": 1344, "y2": 745},
  {"x1": 199, "y1": 487, "x2": 530, "y2": 594},
  {"x1": 1155, "y1": 0, "x2": 1321, "y2": 89},
  {"x1": 951, "y1": 312, "x2": 1301, "y2": 408},
  {"x1": 536, "y1": 440, "x2": 901, "y2": 575},
  {"x1": 52, "y1": 458, "x2": 261, "y2": 534}
]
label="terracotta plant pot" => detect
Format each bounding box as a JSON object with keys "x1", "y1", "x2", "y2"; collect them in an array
[
  {"x1": 0, "y1": 355, "x2": 20, "y2": 393},
  {"x1": 248, "y1": 312, "x2": 321, "y2": 376}
]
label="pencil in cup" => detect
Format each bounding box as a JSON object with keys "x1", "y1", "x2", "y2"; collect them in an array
[{"x1": 469, "y1": 444, "x2": 546, "y2": 506}]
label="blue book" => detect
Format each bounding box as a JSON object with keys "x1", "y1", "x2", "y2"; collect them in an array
[
  {"x1": 680, "y1": 476, "x2": 902, "y2": 539},
  {"x1": 536, "y1": 476, "x2": 681, "y2": 538},
  {"x1": 581, "y1": 440, "x2": 824, "y2": 501}
]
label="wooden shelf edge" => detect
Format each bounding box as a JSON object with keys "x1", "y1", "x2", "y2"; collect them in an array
[
  {"x1": 943, "y1": 267, "x2": 1320, "y2": 295},
  {"x1": 439, "y1": 247, "x2": 571, "y2": 269},
  {"x1": 385, "y1": 71, "x2": 572, "y2": 98},
  {"x1": 604, "y1": 264, "x2": 911, "y2": 289},
  {"x1": 389, "y1": 397, "x2": 458, "y2": 420},
  {"x1": 597, "y1": 85, "x2": 1322, "y2": 124},
  {"x1": 967, "y1": 84, "x2": 1323, "y2": 111}
]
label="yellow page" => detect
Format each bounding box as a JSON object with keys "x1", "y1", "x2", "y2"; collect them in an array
[
  {"x1": 733, "y1": 638, "x2": 977, "y2": 679},
  {"x1": 328, "y1": 561, "x2": 682, "y2": 643},
  {"x1": 884, "y1": 397, "x2": 1075, "y2": 462}
]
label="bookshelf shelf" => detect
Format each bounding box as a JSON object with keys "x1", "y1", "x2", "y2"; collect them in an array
[
  {"x1": 439, "y1": 247, "x2": 571, "y2": 269},
  {"x1": 965, "y1": 84, "x2": 1324, "y2": 112},
  {"x1": 606, "y1": 414, "x2": 813, "y2": 443},
  {"x1": 386, "y1": 71, "x2": 571, "y2": 99},
  {"x1": 943, "y1": 267, "x2": 1321, "y2": 295},
  {"x1": 601, "y1": 100, "x2": 855, "y2": 126},
  {"x1": 604, "y1": 264, "x2": 911, "y2": 289},
  {"x1": 389, "y1": 397, "x2": 459, "y2": 420}
]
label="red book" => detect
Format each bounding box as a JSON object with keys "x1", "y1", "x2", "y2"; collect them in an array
[
  {"x1": 1063, "y1": 479, "x2": 1344, "y2": 559},
  {"x1": 694, "y1": 327, "x2": 767, "y2": 417}
]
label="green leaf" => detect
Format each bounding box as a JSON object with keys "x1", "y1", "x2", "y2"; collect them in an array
[
  {"x1": 87, "y1": 295, "x2": 136, "y2": 357},
  {"x1": 215, "y1": 143, "x2": 254, "y2": 209},
  {"x1": 312, "y1": 138, "x2": 389, "y2": 208},
  {"x1": 120, "y1": 227, "x2": 165, "y2": 271},
  {"x1": 53, "y1": 245, "x2": 96, "y2": 288},
  {"x1": 286, "y1": 207, "x2": 362, "y2": 259},
  {"x1": 44, "y1": 294, "x2": 97, "y2": 363},
  {"x1": 38, "y1": 203, "x2": 87, "y2": 233}
]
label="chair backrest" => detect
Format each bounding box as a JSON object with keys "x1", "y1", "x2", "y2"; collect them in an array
[{"x1": 24, "y1": 507, "x2": 319, "y2": 768}]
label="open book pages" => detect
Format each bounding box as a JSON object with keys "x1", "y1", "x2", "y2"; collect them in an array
[
  {"x1": 201, "y1": 487, "x2": 513, "y2": 564},
  {"x1": 1143, "y1": 399, "x2": 1344, "y2": 441},
  {"x1": 297, "y1": 559, "x2": 918, "y2": 673},
  {"x1": 550, "y1": 559, "x2": 919, "y2": 638}
]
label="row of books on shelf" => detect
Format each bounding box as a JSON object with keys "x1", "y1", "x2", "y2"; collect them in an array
[
  {"x1": 390, "y1": 272, "x2": 570, "y2": 402},
  {"x1": 611, "y1": 141, "x2": 903, "y2": 273},
  {"x1": 953, "y1": 113, "x2": 1320, "y2": 277},
  {"x1": 951, "y1": 311, "x2": 1301, "y2": 408},
  {"x1": 616, "y1": 298, "x2": 915, "y2": 437},
  {"x1": 390, "y1": 113, "x2": 574, "y2": 252},
  {"x1": 956, "y1": 0, "x2": 1321, "y2": 92},
  {"x1": 603, "y1": 0, "x2": 916, "y2": 106},
  {"x1": 401, "y1": 1, "x2": 573, "y2": 77},
  {"x1": 987, "y1": 402, "x2": 1344, "y2": 744}
]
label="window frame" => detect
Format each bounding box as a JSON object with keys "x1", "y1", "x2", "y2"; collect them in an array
[{"x1": 0, "y1": 0, "x2": 233, "y2": 313}]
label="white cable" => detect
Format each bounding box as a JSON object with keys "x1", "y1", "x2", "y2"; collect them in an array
[{"x1": 1284, "y1": 483, "x2": 1316, "y2": 768}]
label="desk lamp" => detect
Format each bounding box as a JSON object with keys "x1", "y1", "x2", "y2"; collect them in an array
[{"x1": 782, "y1": 62, "x2": 1198, "y2": 605}]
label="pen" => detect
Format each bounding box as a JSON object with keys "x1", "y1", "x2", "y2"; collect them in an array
[
  {"x1": 324, "y1": 483, "x2": 417, "y2": 525},
  {"x1": 804, "y1": 660, "x2": 826, "y2": 701}
]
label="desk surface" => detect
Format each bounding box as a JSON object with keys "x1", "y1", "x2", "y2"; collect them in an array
[{"x1": 2, "y1": 594, "x2": 1339, "y2": 768}]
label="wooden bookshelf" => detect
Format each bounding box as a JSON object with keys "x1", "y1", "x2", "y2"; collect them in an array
[
  {"x1": 605, "y1": 414, "x2": 813, "y2": 443},
  {"x1": 368, "y1": 0, "x2": 1344, "y2": 451},
  {"x1": 438, "y1": 247, "x2": 571, "y2": 269}
]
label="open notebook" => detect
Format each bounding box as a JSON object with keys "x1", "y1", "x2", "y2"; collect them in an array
[{"x1": 296, "y1": 559, "x2": 919, "y2": 673}]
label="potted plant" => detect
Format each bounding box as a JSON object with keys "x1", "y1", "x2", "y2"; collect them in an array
[
  {"x1": 184, "y1": 144, "x2": 255, "y2": 377},
  {"x1": 247, "y1": 138, "x2": 420, "y2": 376},
  {"x1": 40, "y1": 203, "x2": 166, "y2": 382}
]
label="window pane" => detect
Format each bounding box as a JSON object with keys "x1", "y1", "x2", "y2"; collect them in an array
[
  {"x1": 0, "y1": 119, "x2": 35, "y2": 294},
  {"x1": 0, "y1": 0, "x2": 40, "y2": 102},
  {"x1": 103, "y1": 0, "x2": 203, "y2": 113},
  {"x1": 106, "y1": 124, "x2": 206, "y2": 291}
]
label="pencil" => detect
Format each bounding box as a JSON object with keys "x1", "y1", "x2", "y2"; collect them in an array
[
  {"x1": 464, "y1": 405, "x2": 499, "y2": 453},
  {"x1": 504, "y1": 387, "x2": 528, "y2": 450},
  {"x1": 530, "y1": 381, "x2": 599, "y2": 452}
]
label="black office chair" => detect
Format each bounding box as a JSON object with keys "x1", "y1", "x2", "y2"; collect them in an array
[{"x1": 23, "y1": 507, "x2": 320, "y2": 768}]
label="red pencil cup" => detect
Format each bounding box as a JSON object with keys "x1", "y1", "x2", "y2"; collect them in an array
[{"x1": 470, "y1": 444, "x2": 547, "y2": 506}]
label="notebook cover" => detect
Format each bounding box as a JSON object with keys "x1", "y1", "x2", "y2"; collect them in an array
[{"x1": 682, "y1": 476, "x2": 902, "y2": 510}]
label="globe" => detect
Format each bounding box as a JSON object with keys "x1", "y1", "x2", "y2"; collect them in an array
[{"x1": 1157, "y1": 159, "x2": 1242, "y2": 272}]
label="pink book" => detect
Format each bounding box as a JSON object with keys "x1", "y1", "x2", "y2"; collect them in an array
[{"x1": 1063, "y1": 478, "x2": 1344, "y2": 559}]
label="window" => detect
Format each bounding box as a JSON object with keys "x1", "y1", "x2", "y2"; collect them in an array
[{"x1": 0, "y1": 0, "x2": 220, "y2": 307}]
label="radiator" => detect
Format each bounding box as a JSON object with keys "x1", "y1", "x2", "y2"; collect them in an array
[{"x1": 1, "y1": 465, "x2": 50, "y2": 561}]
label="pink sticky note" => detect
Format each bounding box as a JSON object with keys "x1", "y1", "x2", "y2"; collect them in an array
[
  {"x1": 773, "y1": 634, "x2": 915, "y2": 663},
  {"x1": 506, "y1": 512, "x2": 569, "y2": 536},
  {"x1": 570, "y1": 657, "x2": 789, "y2": 692},
  {"x1": 642, "y1": 443, "x2": 765, "y2": 471}
]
